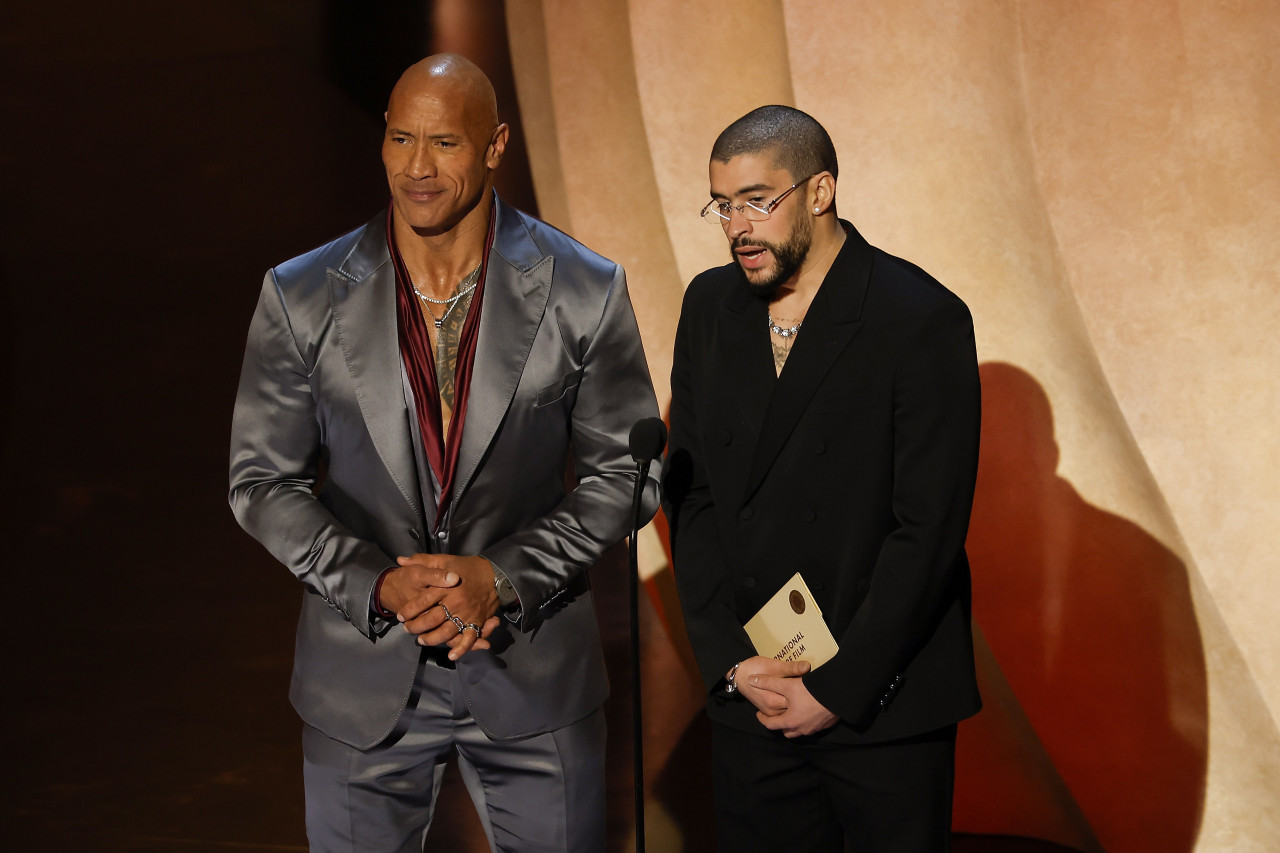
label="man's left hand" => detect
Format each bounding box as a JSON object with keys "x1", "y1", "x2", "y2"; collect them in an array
[{"x1": 749, "y1": 673, "x2": 839, "y2": 738}]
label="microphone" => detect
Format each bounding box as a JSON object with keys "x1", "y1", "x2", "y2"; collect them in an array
[
  {"x1": 628, "y1": 417, "x2": 668, "y2": 464},
  {"x1": 625, "y1": 416, "x2": 666, "y2": 853}
]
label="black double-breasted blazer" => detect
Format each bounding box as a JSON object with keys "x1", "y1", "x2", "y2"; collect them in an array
[{"x1": 664, "y1": 223, "x2": 981, "y2": 743}]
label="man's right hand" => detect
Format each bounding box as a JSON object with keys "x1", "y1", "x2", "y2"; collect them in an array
[
  {"x1": 378, "y1": 562, "x2": 462, "y2": 621},
  {"x1": 733, "y1": 656, "x2": 812, "y2": 717},
  {"x1": 377, "y1": 557, "x2": 501, "y2": 659}
]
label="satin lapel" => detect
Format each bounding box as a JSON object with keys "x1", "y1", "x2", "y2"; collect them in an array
[
  {"x1": 330, "y1": 217, "x2": 423, "y2": 519},
  {"x1": 451, "y1": 199, "x2": 551, "y2": 506},
  {"x1": 741, "y1": 225, "x2": 873, "y2": 502},
  {"x1": 716, "y1": 284, "x2": 775, "y2": 442}
]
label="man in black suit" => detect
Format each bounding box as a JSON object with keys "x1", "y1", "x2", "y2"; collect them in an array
[{"x1": 664, "y1": 105, "x2": 981, "y2": 851}]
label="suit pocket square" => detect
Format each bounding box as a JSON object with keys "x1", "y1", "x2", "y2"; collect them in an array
[{"x1": 534, "y1": 368, "x2": 585, "y2": 408}]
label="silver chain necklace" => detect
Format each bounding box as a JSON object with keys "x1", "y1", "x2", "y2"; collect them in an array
[
  {"x1": 767, "y1": 313, "x2": 802, "y2": 339},
  {"x1": 412, "y1": 263, "x2": 482, "y2": 329}
]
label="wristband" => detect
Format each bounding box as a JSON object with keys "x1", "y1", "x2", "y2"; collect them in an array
[{"x1": 372, "y1": 568, "x2": 396, "y2": 620}]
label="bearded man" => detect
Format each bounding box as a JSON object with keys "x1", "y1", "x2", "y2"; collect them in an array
[
  {"x1": 664, "y1": 105, "x2": 982, "y2": 851},
  {"x1": 230, "y1": 54, "x2": 658, "y2": 851}
]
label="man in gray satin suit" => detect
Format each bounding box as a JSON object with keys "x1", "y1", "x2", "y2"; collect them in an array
[{"x1": 229, "y1": 53, "x2": 660, "y2": 852}]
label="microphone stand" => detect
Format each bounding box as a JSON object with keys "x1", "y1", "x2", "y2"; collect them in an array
[
  {"x1": 628, "y1": 457, "x2": 651, "y2": 853},
  {"x1": 626, "y1": 416, "x2": 665, "y2": 853}
]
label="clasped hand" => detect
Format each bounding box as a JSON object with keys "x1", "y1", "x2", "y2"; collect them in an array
[
  {"x1": 736, "y1": 656, "x2": 839, "y2": 738},
  {"x1": 378, "y1": 553, "x2": 502, "y2": 660}
]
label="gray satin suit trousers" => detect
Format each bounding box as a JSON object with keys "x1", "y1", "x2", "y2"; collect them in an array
[{"x1": 302, "y1": 656, "x2": 607, "y2": 852}]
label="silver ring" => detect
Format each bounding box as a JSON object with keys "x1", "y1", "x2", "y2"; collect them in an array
[
  {"x1": 465, "y1": 623, "x2": 483, "y2": 637},
  {"x1": 440, "y1": 604, "x2": 466, "y2": 633}
]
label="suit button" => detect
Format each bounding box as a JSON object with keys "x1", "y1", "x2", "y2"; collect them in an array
[
  {"x1": 814, "y1": 441, "x2": 826, "y2": 455},
  {"x1": 436, "y1": 530, "x2": 447, "y2": 540},
  {"x1": 720, "y1": 429, "x2": 732, "y2": 445},
  {"x1": 743, "y1": 576, "x2": 756, "y2": 589},
  {"x1": 802, "y1": 508, "x2": 816, "y2": 522},
  {"x1": 739, "y1": 507, "x2": 753, "y2": 520}
]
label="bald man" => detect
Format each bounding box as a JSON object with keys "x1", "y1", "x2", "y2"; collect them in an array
[{"x1": 230, "y1": 54, "x2": 659, "y2": 851}]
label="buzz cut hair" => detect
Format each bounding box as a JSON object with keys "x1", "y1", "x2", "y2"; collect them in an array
[{"x1": 711, "y1": 105, "x2": 838, "y2": 182}]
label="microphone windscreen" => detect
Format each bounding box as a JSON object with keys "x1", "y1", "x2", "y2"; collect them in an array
[{"x1": 628, "y1": 417, "x2": 668, "y2": 463}]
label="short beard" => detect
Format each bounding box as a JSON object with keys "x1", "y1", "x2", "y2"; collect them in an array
[{"x1": 731, "y1": 209, "x2": 813, "y2": 299}]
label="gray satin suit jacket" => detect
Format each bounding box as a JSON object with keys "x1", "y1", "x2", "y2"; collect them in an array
[{"x1": 229, "y1": 194, "x2": 660, "y2": 750}]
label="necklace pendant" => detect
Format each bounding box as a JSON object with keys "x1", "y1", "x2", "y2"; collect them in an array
[{"x1": 434, "y1": 318, "x2": 444, "y2": 329}]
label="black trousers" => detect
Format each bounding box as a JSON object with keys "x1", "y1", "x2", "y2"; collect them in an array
[{"x1": 711, "y1": 722, "x2": 957, "y2": 853}]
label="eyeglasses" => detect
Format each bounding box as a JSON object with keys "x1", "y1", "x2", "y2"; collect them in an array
[{"x1": 700, "y1": 175, "x2": 814, "y2": 224}]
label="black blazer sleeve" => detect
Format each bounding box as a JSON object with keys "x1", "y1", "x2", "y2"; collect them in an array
[
  {"x1": 664, "y1": 278, "x2": 758, "y2": 694},
  {"x1": 804, "y1": 296, "x2": 980, "y2": 724}
]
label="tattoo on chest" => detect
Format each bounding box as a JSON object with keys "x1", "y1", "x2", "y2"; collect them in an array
[
  {"x1": 423, "y1": 289, "x2": 475, "y2": 410},
  {"x1": 771, "y1": 339, "x2": 791, "y2": 375}
]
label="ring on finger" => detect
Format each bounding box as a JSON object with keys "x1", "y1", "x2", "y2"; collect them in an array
[
  {"x1": 465, "y1": 623, "x2": 483, "y2": 637},
  {"x1": 440, "y1": 604, "x2": 466, "y2": 634}
]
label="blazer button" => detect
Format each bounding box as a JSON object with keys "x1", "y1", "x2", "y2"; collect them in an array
[
  {"x1": 436, "y1": 530, "x2": 447, "y2": 540},
  {"x1": 739, "y1": 507, "x2": 753, "y2": 520},
  {"x1": 814, "y1": 441, "x2": 826, "y2": 455},
  {"x1": 802, "y1": 508, "x2": 816, "y2": 522},
  {"x1": 720, "y1": 429, "x2": 732, "y2": 446},
  {"x1": 743, "y1": 576, "x2": 756, "y2": 589}
]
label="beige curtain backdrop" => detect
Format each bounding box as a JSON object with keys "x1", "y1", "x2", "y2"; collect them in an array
[{"x1": 506, "y1": 1, "x2": 1279, "y2": 850}]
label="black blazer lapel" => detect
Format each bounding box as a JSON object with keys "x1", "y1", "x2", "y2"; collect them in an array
[
  {"x1": 742, "y1": 225, "x2": 874, "y2": 502},
  {"x1": 716, "y1": 283, "x2": 776, "y2": 442}
]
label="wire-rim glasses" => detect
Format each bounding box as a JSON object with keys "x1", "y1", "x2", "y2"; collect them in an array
[{"x1": 700, "y1": 175, "x2": 815, "y2": 224}]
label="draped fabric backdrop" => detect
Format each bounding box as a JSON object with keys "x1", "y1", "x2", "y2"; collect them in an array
[
  {"x1": 1, "y1": 0, "x2": 1274, "y2": 848},
  {"x1": 502, "y1": 1, "x2": 1280, "y2": 850}
]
